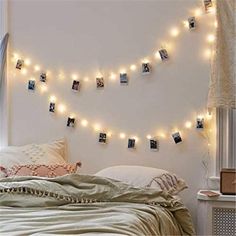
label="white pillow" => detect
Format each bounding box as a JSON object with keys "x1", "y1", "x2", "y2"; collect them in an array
[
  {"x1": 0, "y1": 138, "x2": 67, "y2": 177},
  {"x1": 95, "y1": 165, "x2": 187, "y2": 195}
]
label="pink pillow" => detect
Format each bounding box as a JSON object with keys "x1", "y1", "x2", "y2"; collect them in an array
[{"x1": 0, "y1": 162, "x2": 81, "y2": 178}]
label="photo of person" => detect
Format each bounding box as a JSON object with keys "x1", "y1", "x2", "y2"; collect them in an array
[
  {"x1": 196, "y1": 118, "x2": 204, "y2": 129},
  {"x1": 28, "y1": 80, "x2": 35, "y2": 90},
  {"x1": 142, "y1": 63, "x2": 151, "y2": 74},
  {"x1": 67, "y1": 117, "x2": 75, "y2": 127},
  {"x1": 49, "y1": 102, "x2": 55, "y2": 113},
  {"x1": 120, "y1": 73, "x2": 128, "y2": 84},
  {"x1": 72, "y1": 80, "x2": 80, "y2": 91},
  {"x1": 96, "y1": 77, "x2": 104, "y2": 88},
  {"x1": 204, "y1": 0, "x2": 213, "y2": 13},
  {"x1": 99, "y1": 133, "x2": 107, "y2": 143},
  {"x1": 150, "y1": 139, "x2": 159, "y2": 151},
  {"x1": 172, "y1": 132, "x2": 182, "y2": 144},
  {"x1": 128, "y1": 138, "x2": 136, "y2": 149},
  {"x1": 188, "y1": 17, "x2": 196, "y2": 30},
  {"x1": 40, "y1": 73, "x2": 47, "y2": 82},
  {"x1": 159, "y1": 49, "x2": 169, "y2": 61},
  {"x1": 16, "y1": 59, "x2": 24, "y2": 70}
]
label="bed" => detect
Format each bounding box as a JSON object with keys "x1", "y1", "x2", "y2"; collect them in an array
[{"x1": 0, "y1": 139, "x2": 195, "y2": 235}]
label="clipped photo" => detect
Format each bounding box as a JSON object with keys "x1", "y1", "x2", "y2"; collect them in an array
[
  {"x1": 96, "y1": 77, "x2": 104, "y2": 88},
  {"x1": 142, "y1": 63, "x2": 151, "y2": 74},
  {"x1": 40, "y1": 73, "x2": 47, "y2": 82},
  {"x1": 67, "y1": 117, "x2": 75, "y2": 127},
  {"x1": 188, "y1": 17, "x2": 196, "y2": 30},
  {"x1": 204, "y1": 0, "x2": 213, "y2": 13},
  {"x1": 99, "y1": 133, "x2": 107, "y2": 143},
  {"x1": 16, "y1": 59, "x2": 24, "y2": 70},
  {"x1": 172, "y1": 132, "x2": 182, "y2": 144},
  {"x1": 128, "y1": 138, "x2": 136, "y2": 149},
  {"x1": 120, "y1": 73, "x2": 128, "y2": 85},
  {"x1": 159, "y1": 49, "x2": 169, "y2": 61},
  {"x1": 150, "y1": 139, "x2": 159, "y2": 151},
  {"x1": 49, "y1": 102, "x2": 55, "y2": 113},
  {"x1": 72, "y1": 80, "x2": 80, "y2": 91},
  {"x1": 196, "y1": 118, "x2": 204, "y2": 129},
  {"x1": 28, "y1": 80, "x2": 35, "y2": 91}
]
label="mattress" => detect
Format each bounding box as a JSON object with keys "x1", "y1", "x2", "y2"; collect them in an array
[{"x1": 0, "y1": 174, "x2": 195, "y2": 235}]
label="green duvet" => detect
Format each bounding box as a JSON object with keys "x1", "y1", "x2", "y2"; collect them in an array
[{"x1": 0, "y1": 174, "x2": 195, "y2": 235}]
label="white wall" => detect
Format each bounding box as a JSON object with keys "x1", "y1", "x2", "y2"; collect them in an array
[{"x1": 8, "y1": 0, "x2": 216, "y2": 226}]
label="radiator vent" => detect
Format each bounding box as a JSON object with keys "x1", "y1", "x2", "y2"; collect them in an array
[{"x1": 213, "y1": 207, "x2": 236, "y2": 236}]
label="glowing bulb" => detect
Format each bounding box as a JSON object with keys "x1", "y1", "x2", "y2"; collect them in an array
[
  {"x1": 25, "y1": 58, "x2": 31, "y2": 66},
  {"x1": 83, "y1": 77, "x2": 89, "y2": 82},
  {"x1": 49, "y1": 95, "x2": 56, "y2": 103},
  {"x1": 72, "y1": 74, "x2": 78, "y2": 80},
  {"x1": 133, "y1": 136, "x2": 139, "y2": 142},
  {"x1": 206, "y1": 112, "x2": 212, "y2": 120},
  {"x1": 119, "y1": 133, "x2": 126, "y2": 139},
  {"x1": 109, "y1": 73, "x2": 116, "y2": 80},
  {"x1": 21, "y1": 68, "x2": 27, "y2": 75},
  {"x1": 69, "y1": 113, "x2": 75, "y2": 119},
  {"x1": 107, "y1": 132, "x2": 112, "y2": 137},
  {"x1": 214, "y1": 21, "x2": 218, "y2": 28},
  {"x1": 207, "y1": 34, "x2": 215, "y2": 43},
  {"x1": 13, "y1": 53, "x2": 19, "y2": 59},
  {"x1": 58, "y1": 104, "x2": 66, "y2": 113},
  {"x1": 194, "y1": 8, "x2": 203, "y2": 17},
  {"x1": 208, "y1": 143, "x2": 211, "y2": 146},
  {"x1": 34, "y1": 65, "x2": 40, "y2": 72},
  {"x1": 197, "y1": 114, "x2": 204, "y2": 120},
  {"x1": 93, "y1": 124, "x2": 101, "y2": 132},
  {"x1": 183, "y1": 20, "x2": 189, "y2": 28},
  {"x1": 185, "y1": 121, "x2": 192, "y2": 129},
  {"x1": 204, "y1": 49, "x2": 212, "y2": 59},
  {"x1": 40, "y1": 84, "x2": 48, "y2": 93},
  {"x1": 155, "y1": 51, "x2": 162, "y2": 60},
  {"x1": 159, "y1": 132, "x2": 166, "y2": 139},
  {"x1": 142, "y1": 58, "x2": 149, "y2": 63},
  {"x1": 170, "y1": 27, "x2": 179, "y2": 37},
  {"x1": 130, "y1": 64, "x2": 137, "y2": 71},
  {"x1": 146, "y1": 135, "x2": 152, "y2": 140},
  {"x1": 81, "y1": 119, "x2": 88, "y2": 127}
]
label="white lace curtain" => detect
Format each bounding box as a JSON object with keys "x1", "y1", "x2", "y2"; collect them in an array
[
  {"x1": 207, "y1": 0, "x2": 236, "y2": 109},
  {"x1": 0, "y1": 33, "x2": 9, "y2": 90}
]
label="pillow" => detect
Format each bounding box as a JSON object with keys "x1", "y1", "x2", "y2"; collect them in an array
[
  {"x1": 0, "y1": 138, "x2": 67, "y2": 177},
  {"x1": 95, "y1": 165, "x2": 187, "y2": 195},
  {"x1": 1, "y1": 162, "x2": 81, "y2": 178}
]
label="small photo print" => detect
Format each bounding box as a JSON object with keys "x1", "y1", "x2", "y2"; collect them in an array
[
  {"x1": 188, "y1": 17, "x2": 196, "y2": 30},
  {"x1": 67, "y1": 117, "x2": 75, "y2": 127},
  {"x1": 204, "y1": 0, "x2": 213, "y2": 13},
  {"x1": 72, "y1": 80, "x2": 80, "y2": 91},
  {"x1": 99, "y1": 133, "x2": 107, "y2": 143},
  {"x1": 159, "y1": 49, "x2": 169, "y2": 61},
  {"x1": 28, "y1": 80, "x2": 35, "y2": 90},
  {"x1": 16, "y1": 59, "x2": 24, "y2": 70},
  {"x1": 120, "y1": 73, "x2": 128, "y2": 85},
  {"x1": 196, "y1": 118, "x2": 204, "y2": 129},
  {"x1": 128, "y1": 138, "x2": 136, "y2": 149},
  {"x1": 49, "y1": 102, "x2": 55, "y2": 113},
  {"x1": 172, "y1": 132, "x2": 182, "y2": 144},
  {"x1": 142, "y1": 63, "x2": 151, "y2": 74},
  {"x1": 40, "y1": 73, "x2": 47, "y2": 82},
  {"x1": 96, "y1": 77, "x2": 104, "y2": 88},
  {"x1": 150, "y1": 139, "x2": 159, "y2": 151}
]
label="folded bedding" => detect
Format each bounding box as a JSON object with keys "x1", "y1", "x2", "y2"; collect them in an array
[{"x1": 0, "y1": 174, "x2": 195, "y2": 235}]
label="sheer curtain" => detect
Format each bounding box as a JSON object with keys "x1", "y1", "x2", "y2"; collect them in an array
[{"x1": 207, "y1": 0, "x2": 236, "y2": 109}]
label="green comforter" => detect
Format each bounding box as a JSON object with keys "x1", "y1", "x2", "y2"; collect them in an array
[{"x1": 0, "y1": 174, "x2": 195, "y2": 235}]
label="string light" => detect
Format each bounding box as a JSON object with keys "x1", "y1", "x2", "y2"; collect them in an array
[
  {"x1": 204, "y1": 48, "x2": 212, "y2": 59},
  {"x1": 83, "y1": 77, "x2": 89, "y2": 82},
  {"x1": 170, "y1": 27, "x2": 179, "y2": 37},
  {"x1": 194, "y1": 8, "x2": 203, "y2": 17},
  {"x1": 21, "y1": 68, "x2": 27, "y2": 75},
  {"x1": 58, "y1": 104, "x2": 66, "y2": 114},
  {"x1": 25, "y1": 58, "x2": 31, "y2": 66},
  {"x1": 49, "y1": 95, "x2": 57, "y2": 103},
  {"x1": 40, "y1": 84, "x2": 48, "y2": 93},
  {"x1": 72, "y1": 74, "x2": 78, "y2": 80},
  {"x1": 183, "y1": 20, "x2": 189, "y2": 28},
  {"x1": 130, "y1": 64, "x2": 137, "y2": 71},
  {"x1": 185, "y1": 121, "x2": 192, "y2": 129},
  {"x1": 93, "y1": 123, "x2": 101, "y2": 132},
  {"x1": 107, "y1": 131, "x2": 112, "y2": 137},
  {"x1": 207, "y1": 34, "x2": 215, "y2": 43},
  {"x1": 146, "y1": 135, "x2": 152, "y2": 140},
  {"x1": 119, "y1": 133, "x2": 126, "y2": 139},
  {"x1": 34, "y1": 65, "x2": 40, "y2": 72},
  {"x1": 214, "y1": 21, "x2": 218, "y2": 28},
  {"x1": 81, "y1": 119, "x2": 88, "y2": 127},
  {"x1": 109, "y1": 73, "x2": 116, "y2": 80}
]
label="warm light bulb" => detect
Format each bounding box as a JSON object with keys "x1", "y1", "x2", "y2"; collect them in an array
[
  {"x1": 58, "y1": 104, "x2": 66, "y2": 113},
  {"x1": 170, "y1": 27, "x2": 179, "y2": 37},
  {"x1": 25, "y1": 58, "x2": 31, "y2": 66},
  {"x1": 130, "y1": 64, "x2": 137, "y2": 71},
  {"x1": 107, "y1": 131, "x2": 112, "y2": 137},
  {"x1": 194, "y1": 8, "x2": 203, "y2": 17},
  {"x1": 81, "y1": 119, "x2": 88, "y2": 127},
  {"x1": 119, "y1": 133, "x2": 126, "y2": 139},
  {"x1": 93, "y1": 124, "x2": 101, "y2": 132},
  {"x1": 197, "y1": 114, "x2": 204, "y2": 120},
  {"x1": 207, "y1": 34, "x2": 215, "y2": 43},
  {"x1": 83, "y1": 77, "x2": 89, "y2": 82},
  {"x1": 49, "y1": 95, "x2": 56, "y2": 103},
  {"x1": 13, "y1": 53, "x2": 19, "y2": 59},
  {"x1": 204, "y1": 49, "x2": 212, "y2": 59},
  {"x1": 183, "y1": 20, "x2": 189, "y2": 28},
  {"x1": 21, "y1": 68, "x2": 27, "y2": 75},
  {"x1": 69, "y1": 113, "x2": 75, "y2": 119},
  {"x1": 206, "y1": 112, "x2": 212, "y2": 120},
  {"x1": 109, "y1": 73, "x2": 116, "y2": 80},
  {"x1": 40, "y1": 84, "x2": 48, "y2": 93},
  {"x1": 72, "y1": 74, "x2": 78, "y2": 80},
  {"x1": 185, "y1": 121, "x2": 192, "y2": 129},
  {"x1": 214, "y1": 21, "x2": 218, "y2": 28},
  {"x1": 34, "y1": 65, "x2": 40, "y2": 72},
  {"x1": 155, "y1": 51, "x2": 162, "y2": 60},
  {"x1": 142, "y1": 58, "x2": 149, "y2": 63},
  {"x1": 133, "y1": 136, "x2": 139, "y2": 142},
  {"x1": 146, "y1": 135, "x2": 152, "y2": 140}
]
